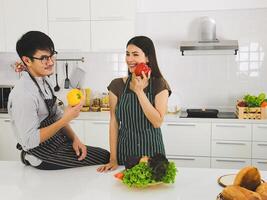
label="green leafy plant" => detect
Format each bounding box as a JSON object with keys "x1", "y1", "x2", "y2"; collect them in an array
[
  {"x1": 243, "y1": 93, "x2": 266, "y2": 107},
  {"x1": 122, "y1": 161, "x2": 177, "y2": 188}
]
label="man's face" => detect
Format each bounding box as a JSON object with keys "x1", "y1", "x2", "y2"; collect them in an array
[{"x1": 22, "y1": 50, "x2": 56, "y2": 77}]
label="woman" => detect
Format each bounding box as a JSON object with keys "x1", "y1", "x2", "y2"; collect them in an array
[
  {"x1": 8, "y1": 31, "x2": 110, "y2": 170},
  {"x1": 97, "y1": 36, "x2": 171, "y2": 172}
]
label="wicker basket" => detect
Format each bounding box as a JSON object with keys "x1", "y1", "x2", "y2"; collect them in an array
[{"x1": 236, "y1": 105, "x2": 266, "y2": 119}]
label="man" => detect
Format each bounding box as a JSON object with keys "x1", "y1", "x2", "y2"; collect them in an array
[{"x1": 8, "y1": 31, "x2": 109, "y2": 170}]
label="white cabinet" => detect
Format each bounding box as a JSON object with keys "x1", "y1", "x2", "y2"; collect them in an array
[
  {"x1": 49, "y1": 21, "x2": 91, "y2": 52},
  {"x1": 47, "y1": 0, "x2": 91, "y2": 52},
  {"x1": 69, "y1": 120, "x2": 85, "y2": 143},
  {"x1": 0, "y1": 118, "x2": 20, "y2": 161},
  {"x1": 91, "y1": 20, "x2": 135, "y2": 51},
  {"x1": 168, "y1": 156, "x2": 210, "y2": 168},
  {"x1": 3, "y1": 0, "x2": 48, "y2": 52},
  {"x1": 0, "y1": 0, "x2": 5, "y2": 51},
  {"x1": 91, "y1": 0, "x2": 135, "y2": 20},
  {"x1": 212, "y1": 123, "x2": 251, "y2": 141},
  {"x1": 252, "y1": 124, "x2": 267, "y2": 170},
  {"x1": 162, "y1": 122, "x2": 211, "y2": 156},
  {"x1": 84, "y1": 120, "x2": 109, "y2": 150},
  {"x1": 211, "y1": 123, "x2": 252, "y2": 169},
  {"x1": 48, "y1": 0, "x2": 90, "y2": 21},
  {"x1": 162, "y1": 122, "x2": 211, "y2": 168},
  {"x1": 211, "y1": 158, "x2": 251, "y2": 169}
]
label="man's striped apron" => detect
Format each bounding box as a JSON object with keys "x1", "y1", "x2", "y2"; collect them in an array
[
  {"x1": 116, "y1": 76, "x2": 165, "y2": 165},
  {"x1": 18, "y1": 73, "x2": 110, "y2": 170}
]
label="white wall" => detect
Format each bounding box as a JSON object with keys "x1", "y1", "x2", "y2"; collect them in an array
[
  {"x1": 135, "y1": 8, "x2": 267, "y2": 110},
  {"x1": 137, "y1": 0, "x2": 267, "y2": 12},
  {"x1": 1, "y1": 4, "x2": 267, "y2": 111}
]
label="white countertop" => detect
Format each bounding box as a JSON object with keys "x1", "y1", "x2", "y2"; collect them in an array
[
  {"x1": 1, "y1": 161, "x2": 266, "y2": 200},
  {"x1": 1, "y1": 112, "x2": 267, "y2": 124}
]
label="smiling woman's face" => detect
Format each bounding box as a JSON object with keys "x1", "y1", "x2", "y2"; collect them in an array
[{"x1": 125, "y1": 44, "x2": 148, "y2": 73}]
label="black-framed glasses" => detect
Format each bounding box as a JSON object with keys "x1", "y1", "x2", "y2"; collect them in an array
[{"x1": 29, "y1": 51, "x2": 58, "y2": 65}]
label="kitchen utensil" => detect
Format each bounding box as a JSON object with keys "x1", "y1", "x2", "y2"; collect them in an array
[
  {"x1": 186, "y1": 109, "x2": 218, "y2": 118},
  {"x1": 70, "y1": 66, "x2": 85, "y2": 88},
  {"x1": 54, "y1": 61, "x2": 60, "y2": 92},
  {"x1": 64, "y1": 62, "x2": 70, "y2": 89}
]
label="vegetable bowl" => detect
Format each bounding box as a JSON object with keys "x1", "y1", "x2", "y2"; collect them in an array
[{"x1": 114, "y1": 154, "x2": 177, "y2": 188}]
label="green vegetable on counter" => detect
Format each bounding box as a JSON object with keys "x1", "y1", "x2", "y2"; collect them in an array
[
  {"x1": 121, "y1": 154, "x2": 177, "y2": 188},
  {"x1": 243, "y1": 93, "x2": 266, "y2": 107}
]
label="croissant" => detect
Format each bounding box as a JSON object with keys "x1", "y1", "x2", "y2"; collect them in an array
[{"x1": 234, "y1": 166, "x2": 262, "y2": 191}]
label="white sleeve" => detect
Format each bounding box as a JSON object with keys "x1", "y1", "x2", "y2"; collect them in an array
[{"x1": 10, "y1": 91, "x2": 41, "y2": 150}]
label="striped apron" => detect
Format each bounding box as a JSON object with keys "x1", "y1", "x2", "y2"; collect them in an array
[
  {"x1": 116, "y1": 76, "x2": 165, "y2": 165},
  {"x1": 19, "y1": 74, "x2": 110, "y2": 170}
]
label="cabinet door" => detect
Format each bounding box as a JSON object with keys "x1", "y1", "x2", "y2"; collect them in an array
[
  {"x1": 48, "y1": 0, "x2": 90, "y2": 21},
  {"x1": 4, "y1": 0, "x2": 48, "y2": 51},
  {"x1": 91, "y1": 0, "x2": 135, "y2": 20},
  {"x1": 252, "y1": 141, "x2": 267, "y2": 159},
  {"x1": 162, "y1": 122, "x2": 211, "y2": 156},
  {"x1": 212, "y1": 123, "x2": 251, "y2": 141},
  {"x1": 211, "y1": 158, "x2": 251, "y2": 169},
  {"x1": 168, "y1": 156, "x2": 210, "y2": 168},
  {"x1": 49, "y1": 21, "x2": 91, "y2": 52},
  {"x1": 91, "y1": 20, "x2": 135, "y2": 51},
  {"x1": 0, "y1": 119, "x2": 20, "y2": 161},
  {"x1": 69, "y1": 120, "x2": 85, "y2": 143},
  {"x1": 253, "y1": 124, "x2": 267, "y2": 141},
  {"x1": 0, "y1": 0, "x2": 5, "y2": 51},
  {"x1": 212, "y1": 141, "x2": 251, "y2": 158},
  {"x1": 84, "y1": 120, "x2": 109, "y2": 150},
  {"x1": 252, "y1": 159, "x2": 267, "y2": 171}
]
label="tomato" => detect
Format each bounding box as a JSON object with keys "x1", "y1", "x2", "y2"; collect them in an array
[
  {"x1": 67, "y1": 89, "x2": 83, "y2": 106},
  {"x1": 114, "y1": 172, "x2": 124, "y2": 180},
  {"x1": 134, "y1": 63, "x2": 151, "y2": 76},
  {"x1": 261, "y1": 101, "x2": 267, "y2": 108}
]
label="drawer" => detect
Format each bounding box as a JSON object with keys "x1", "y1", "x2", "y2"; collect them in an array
[
  {"x1": 162, "y1": 122, "x2": 211, "y2": 156},
  {"x1": 211, "y1": 158, "x2": 251, "y2": 169},
  {"x1": 252, "y1": 142, "x2": 267, "y2": 159},
  {"x1": 253, "y1": 124, "x2": 267, "y2": 141},
  {"x1": 212, "y1": 140, "x2": 251, "y2": 158},
  {"x1": 212, "y1": 123, "x2": 251, "y2": 141},
  {"x1": 167, "y1": 156, "x2": 210, "y2": 168},
  {"x1": 252, "y1": 159, "x2": 267, "y2": 171}
]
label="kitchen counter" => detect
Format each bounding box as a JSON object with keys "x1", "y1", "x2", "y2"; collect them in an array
[
  {"x1": 1, "y1": 112, "x2": 267, "y2": 124},
  {"x1": 1, "y1": 161, "x2": 266, "y2": 200}
]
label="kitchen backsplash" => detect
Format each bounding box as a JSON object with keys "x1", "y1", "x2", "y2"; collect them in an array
[{"x1": 0, "y1": 8, "x2": 266, "y2": 111}]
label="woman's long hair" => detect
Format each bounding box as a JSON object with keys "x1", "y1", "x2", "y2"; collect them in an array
[{"x1": 127, "y1": 36, "x2": 163, "y2": 78}]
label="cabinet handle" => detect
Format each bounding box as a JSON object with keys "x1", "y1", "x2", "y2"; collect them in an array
[
  {"x1": 216, "y1": 142, "x2": 246, "y2": 146},
  {"x1": 166, "y1": 123, "x2": 196, "y2": 127},
  {"x1": 216, "y1": 124, "x2": 246, "y2": 128},
  {"x1": 4, "y1": 119, "x2": 11, "y2": 122},
  {"x1": 256, "y1": 161, "x2": 267, "y2": 164},
  {"x1": 257, "y1": 125, "x2": 267, "y2": 129},
  {"x1": 257, "y1": 143, "x2": 267, "y2": 147},
  {"x1": 93, "y1": 16, "x2": 124, "y2": 20},
  {"x1": 168, "y1": 157, "x2": 196, "y2": 161},
  {"x1": 92, "y1": 121, "x2": 109, "y2": 125},
  {"x1": 216, "y1": 159, "x2": 246, "y2": 163},
  {"x1": 54, "y1": 17, "x2": 82, "y2": 21}
]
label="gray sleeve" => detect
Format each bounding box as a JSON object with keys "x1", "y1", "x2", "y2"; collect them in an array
[{"x1": 9, "y1": 91, "x2": 41, "y2": 150}]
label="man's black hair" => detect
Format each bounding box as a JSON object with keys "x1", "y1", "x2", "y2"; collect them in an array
[{"x1": 16, "y1": 31, "x2": 55, "y2": 59}]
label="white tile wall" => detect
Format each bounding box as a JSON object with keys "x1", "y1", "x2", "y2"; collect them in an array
[{"x1": 0, "y1": 8, "x2": 266, "y2": 110}]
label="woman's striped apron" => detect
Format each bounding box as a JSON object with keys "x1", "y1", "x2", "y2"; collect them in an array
[
  {"x1": 19, "y1": 73, "x2": 110, "y2": 170},
  {"x1": 116, "y1": 76, "x2": 165, "y2": 165}
]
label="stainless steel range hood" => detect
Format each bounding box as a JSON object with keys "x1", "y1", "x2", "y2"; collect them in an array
[{"x1": 180, "y1": 17, "x2": 239, "y2": 56}]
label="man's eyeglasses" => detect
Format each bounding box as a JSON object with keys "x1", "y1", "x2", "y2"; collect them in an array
[{"x1": 29, "y1": 51, "x2": 58, "y2": 65}]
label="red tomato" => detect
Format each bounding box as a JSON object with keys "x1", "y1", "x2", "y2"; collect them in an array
[
  {"x1": 261, "y1": 101, "x2": 267, "y2": 107},
  {"x1": 114, "y1": 172, "x2": 124, "y2": 180},
  {"x1": 134, "y1": 63, "x2": 151, "y2": 76}
]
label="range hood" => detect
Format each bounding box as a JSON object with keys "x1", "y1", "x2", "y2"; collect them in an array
[{"x1": 180, "y1": 17, "x2": 239, "y2": 56}]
